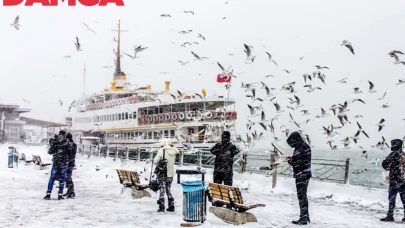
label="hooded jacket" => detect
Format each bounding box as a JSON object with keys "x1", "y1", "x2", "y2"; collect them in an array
[
  {"x1": 210, "y1": 131, "x2": 240, "y2": 174},
  {"x1": 382, "y1": 139, "x2": 405, "y2": 184},
  {"x1": 50, "y1": 134, "x2": 70, "y2": 166},
  {"x1": 66, "y1": 133, "x2": 77, "y2": 167},
  {"x1": 153, "y1": 139, "x2": 180, "y2": 178},
  {"x1": 287, "y1": 132, "x2": 312, "y2": 179}
]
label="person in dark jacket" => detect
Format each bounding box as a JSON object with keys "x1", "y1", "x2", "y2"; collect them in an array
[
  {"x1": 381, "y1": 139, "x2": 405, "y2": 222},
  {"x1": 210, "y1": 131, "x2": 240, "y2": 186},
  {"x1": 44, "y1": 130, "x2": 70, "y2": 200},
  {"x1": 64, "y1": 132, "x2": 77, "y2": 199},
  {"x1": 286, "y1": 131, "x2": 312, "y2": 225}
]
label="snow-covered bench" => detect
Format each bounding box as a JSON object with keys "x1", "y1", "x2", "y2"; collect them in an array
[
  {"x1": 207, "y1": 182, "x2": 265, "y2": 225},
  {"x1": 116, "y1": 169, "x2": 150, "y2": 198},
  {"x1": 32, "y1": 155, "x2": 51, "y2": 169},
  {"x1": 19, "y1": 153, "x2": 33, "y2": 164}
]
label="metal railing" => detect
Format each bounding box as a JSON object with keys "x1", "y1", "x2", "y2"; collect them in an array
[{"x1": 76, "y1": 144, "x2": 350, "y2": 187}]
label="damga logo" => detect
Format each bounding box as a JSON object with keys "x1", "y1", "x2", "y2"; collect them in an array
[{"x1": 3, "y1": 0, "x2": 125, "y2": 6}]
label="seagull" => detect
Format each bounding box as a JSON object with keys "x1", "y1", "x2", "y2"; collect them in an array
[
  {"x1": 10, "y1": 16, "x2": 20, "y2": 30},
  {"x1": 342, "y1": 40, "x2": 354, "y2": 55},
  {"x1": 378, "y1": 92, "x2": 387, "y2": 100},
  {"x1": 265, "y1": 52, "x2": 278, "y2": 66},
  {"x1": 314, "y1": 65, "x2": 329, "y2": 69},
  {"x1": 328, "y1": 142, "x2": 338, "y2": 150},
  {"x1": 303, "y1": 74, "x2": 312, "y2": 83},
  {"x1": 368, "y1": 81, "x2": 376, "y2": 93},
  {"x1": 361, "y1": 150, "x2": 368, "y2": 159},
  {"x1": 389, "y1": 50, "x2": 404, "y2": 56},
  {"x1": 179, "y1": 61, "x2": 190, "y2": 66},
  {"x1": 183, "y1": 11, "x2": 194, "y2": 15},
  {"x1": 303, "y1": 84, "x2": 322, "y2": 92},
  {"x1": 381, "y1": 103, "x2": 390, "y2": 108},
  {"x1": 191, "y1": 51, "x2": 209, "y2": 60},
  {"x1": 247, "y1": 104, "x2": 257, "y2": 116},
  {"x1": 377, "y1": 119, "x2": 385, "y2": 131},
  {"x1": 161, "y1": 14, "x2": 171, "y2": 17},
  {"x1": 178, "y1": 30, "x2": 193, "y2": 34},
  {"x1": 273, "y1": 102, "x2": 285, "y2": 113},
  {"x1": 354, "y1": 115, "x2": 363, "y2": 118},
  {"x1": 301, "y1": 110, "x2": 311, "y2": 115},
  {"x1": 337, "y1": 78, "x2": 347, "y2": 83},
  {"x1": 283, "y1": 69, "x2": 292, "y2": 74},
  {"x1": 197, "y1": 33, "x2": 206, "y2": 41},
  {"x1": 75, "y1": 37, "x2": 82, "y2": 51},
  {"x1": 351, "y1": 98, "x2": 366, "y2": 104},
  {"x1": 58, "y1": 99, "x2": 63, "y2": 106},
  {"x1": 244, "y1": 43, "x2": 255, "y2": 62},
  {"x1": 397, "y1": 79, "x2": 405, "y2": 85},
  {"x1": 82, "y1": 22, "x2": 96, "y2": 35},
  {"x1": 356, "y1": 122, "x2": 369, "y2": 138},
  {"x1": 353, "y1": 87, "x2": 362, "y2": 94}
]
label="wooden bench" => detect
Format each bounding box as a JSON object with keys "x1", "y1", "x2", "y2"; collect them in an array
[
  {"x1": 208, "y1": 182, "x2": 265, "y2": 213},
  {"x1": 116, "y1": 169, "x2": 150, "y2": 198},
  {"x1": 20, "y1": 153, "x2": 33, "y2": 164},
  {"x1": 32, "y1": 155, "x2": 51, "y2": 169}
]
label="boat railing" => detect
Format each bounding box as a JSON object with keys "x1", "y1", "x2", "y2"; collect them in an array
[{"x1": 137, "y1": 110, "x2": 237, "y2": 126}]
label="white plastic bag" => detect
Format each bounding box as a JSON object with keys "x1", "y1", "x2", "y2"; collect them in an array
[{"x1": 382, "y1": 171, "x2": 390, "y2": 184}]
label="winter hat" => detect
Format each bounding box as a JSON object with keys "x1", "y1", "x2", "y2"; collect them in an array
[
  {"x1": 66, "y1": 132, "x2": 73, "y2": 140},
  {"x1": 391, "y1": 139, "x2": 403, "y2": 151},
  {"x1": 59, "y1": 130, "x2": 67, "y2": 136},
  {"x1": 160, "y1": 138, "x2": 172, "y2": 147}
]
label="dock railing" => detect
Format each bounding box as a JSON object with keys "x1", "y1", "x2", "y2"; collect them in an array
[{"x1": 76, "y1": 143, "x2": 350, "y2": 187}]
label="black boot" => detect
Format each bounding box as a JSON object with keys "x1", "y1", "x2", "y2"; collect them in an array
[
  {"x1": 380, "y1": 216, "x2": 394, "y2": 222},
  {"x1": 58, "y1": 194, "x2": 64, "y2": 200},
  {"x1": 157, "y1": 199, "x2": 165, "y2": 212},
  {"x1": 67, "y1": 193, "x2": 75, "y2": 199},
  {"x1": 167, "y1": 198, "x2": 175, "y2": 212},
  {"x1": 166, "y1": 206, "x2": 175, "y2": 212},
  {"x1": 402, "y1": 218, "x2": 405, "y2": 222},
  {"x1": 292, "y1": 219, "x2": 308, "y2": 225},
  {"x1": 43, "y1": 193, "x2": 51, "y2": 200}
]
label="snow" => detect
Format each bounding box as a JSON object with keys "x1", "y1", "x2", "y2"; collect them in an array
[{"x1": 0, "y1": 144, "x2": 404, "y2": 227}]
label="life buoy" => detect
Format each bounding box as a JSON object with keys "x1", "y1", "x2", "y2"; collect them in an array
[
  {"x1": 178, "y1": 112, "x2": 185, "y2": 120},
  {"x1": 196, "y1": 111, "x2": 203, "y2": 120},
  {"x1": 153, "y1": 115, "x2": 158, "y2": 123},
  {"x1": 186, "y1": 112, "x2": 193, "y2": 120},
  {"x1": 171, "y1": 113, "x2": 178, "y2": 121},
  {"x1": 165, "y1": 114, "x2": 171, "y2": 121},
  {"x1": 205, "y1": 112, "x2": 213, "y2": 119},
  {"x1": 159, "y1": 114, "x2": 164, "y2": 122},
  {"x1": 232, "y1": 111, "x2": 237, "y2": 119}
]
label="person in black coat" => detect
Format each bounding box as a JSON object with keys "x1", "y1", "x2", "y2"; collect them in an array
[
  {"x1": 381, "y1": 139, "x2": 405, "y2": 222},
  {"x1": 64, "y1": 132, "x2": 77, "y2": 199},
  {"x1": 286, "y1": 131, "x2": 312, "y2": 225},
  {"x1": 44, "y1": 130, "x2": 70, "y2": 200},
  {"x1": 210, "y1": 131, "x2": 239, "y2": 186}
]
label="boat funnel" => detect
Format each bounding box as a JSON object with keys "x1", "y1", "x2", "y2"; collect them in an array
[{"x1": 165, "y1": 81, "x2": 171, "y2": 94}]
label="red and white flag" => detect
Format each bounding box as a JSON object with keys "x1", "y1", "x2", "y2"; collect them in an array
[{"x1": 217, "y1": 74, "x2": 231, "y2": 83}]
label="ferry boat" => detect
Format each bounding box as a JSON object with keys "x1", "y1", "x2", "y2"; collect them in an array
[{"x1": 66, "y1": 20, "x2": 238, "y2": 153}]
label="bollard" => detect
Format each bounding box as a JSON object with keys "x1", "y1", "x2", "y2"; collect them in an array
[
  {"x1": 115, "y1": 146, "x2": 119, "y2": 161},
  {"x1": 106, "y1": 146, "x2": 109, "y2": 158},
  {"x1": 241, "y1": 153, "x2": 247, "y2": 173},
  {"x1": 179, "y1": 150, "x2": 184, "y2": 167},
  {"x1": 97, "y1": 145, "x2": 101, "y2": 157},
  {"x1": 149, "y1": 149, "x2": 154, "y2": 160},
  {"x1": 344, "y1": 158, "x2": 350, "y2": 184},
  {"x1": 137, "y1": 148, "x2": 141, "y2": 161},
  {"x1": 196, "y1": 150, "x2": 202, "y2": 166},
  {"x1": 126, "y1": 147, "x2": 129, "y2": 160},
  {"x1": 270, "y1": 151, "x2": 278, "y2": 189}
]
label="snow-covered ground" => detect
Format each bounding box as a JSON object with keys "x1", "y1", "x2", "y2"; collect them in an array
[{"x1": 0, "y1": 144, "x2": 404, "y2": 228}]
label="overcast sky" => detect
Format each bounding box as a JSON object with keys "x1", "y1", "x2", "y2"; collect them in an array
[{"x1": 1, "y1": 0, "x2": 405, "y2": 149}]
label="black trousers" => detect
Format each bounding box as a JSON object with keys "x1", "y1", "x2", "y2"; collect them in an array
[
  {"x1": 65, "y1": 166, "x2": 75, "y2": 195},
  {"x1": 295, "y1": 178, "x2": 310, "y2": 219},
  {"x1": 387, "y1": 182, "x2": 405, "y2": 217},
  {"x1": 213, "y1": 171, "x2": 233, "y2": 186}
]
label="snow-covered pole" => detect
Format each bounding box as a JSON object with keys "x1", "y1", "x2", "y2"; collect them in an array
[
  {"x1": 137, "y1": 148, "x2": 141, "y2": 161},
  {"x1": 270, "y1": 149, "x2": 278, "y2": 189},
  {"x1": 344, "y1": 158, "x2": 350, "y2": 184},
  {"x1": 126, "y1": 147, "x2": 129, "y2": 160},
  {"x1": 106, "y1": 145, "x2": 109, "y2": 158},
  {"x1": 197, "y1": 150, "x2": 202, "y2": 167}
]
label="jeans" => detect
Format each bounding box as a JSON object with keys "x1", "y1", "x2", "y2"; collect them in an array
[
  {"x1": 387, "y1": 182, "x2": 405, "y2": 217},
  {"x1": 65, "y1": 166, "x2": 75, "y2": 195},
  {"x1": 213, "y1": 171, "x2": 233, "y2": 186},
  {"x1": 47, "y1": 165, "x2": 67, "y2": 194},
  {"x1": 296, "y1": 178, "x2": 310, "y2": 220},
  {"x1": 157, "y1": 177, "x2": 174, "y2": 207}
]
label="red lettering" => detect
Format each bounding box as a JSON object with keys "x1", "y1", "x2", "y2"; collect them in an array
[
  {"x1": 49, "y1": 0, "x2": 77, "y2": 5},
  {"x1": 98, "y1": 0, "x2": 124, "y2": 6},
  {"x1": 24, "y1": 0, "x2": 50, "y2": 5},
  {"x1": 3, "y1": 0, "x2": 23, "y2": 6},
  {"x1": 78, "y1": 0, "x2": 98, "y2": 6}
]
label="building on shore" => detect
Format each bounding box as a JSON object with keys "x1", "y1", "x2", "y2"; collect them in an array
[{"x1": 0, "y1": 104, "x2": 31, "y2": 143}]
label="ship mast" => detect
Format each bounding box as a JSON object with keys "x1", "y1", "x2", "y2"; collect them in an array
[
  {"x1": 111, "y1": 20, "x2": 128, "y2": 90},
  {"x1": 83, "y1": 63, "x2": 86, "y2": 95}
]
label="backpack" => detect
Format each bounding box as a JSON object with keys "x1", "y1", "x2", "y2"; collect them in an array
[{"x1": 154, "y1": 149, "x2": 167, "y2": 178}]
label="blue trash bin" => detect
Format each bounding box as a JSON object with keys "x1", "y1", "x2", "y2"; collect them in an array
[
  {"x1": 181, "y1": 180, "x2": 207, "y2": 223},
  {"x1": 8, "y1": 152, "x2": 13, "y2": 168}
]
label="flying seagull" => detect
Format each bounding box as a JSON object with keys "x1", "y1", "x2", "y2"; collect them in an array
[
  {"x1": 198, "y1": 33, "x2": 205, "y2": 40},
  {"x1": 74, "y1": 37, "x2": 82, "y2": 51},
  {"x1": 82, "y1": 22, "x2": 96, "y2": 35},
  {"x1": 184, "y1": 11, "x2": 194, "y2": 15},
  {"x1": 378, "y1": 92, "x2": 387, "y2": 100},
  {"x1": 368, "y1": 81, "x2": 376, "y2": 93},
  {"x1": 342, "y1": 40, "x2": 354, "y2": 55},
  {"x1": 10, "y1": 15, "x2": 20, "y2": 30},
  {"x1": 392, "y1": 53, "x2": 405, "y2": 65},
  {"x1": 265, "y1": 52, "x2": 278, "y2": 66},
  {"x1": 161, "y1": 14, "x2": 171, "y2": 17},
  {"x1": 244, "y1": 43, "x2": 255, "y2": 62},
  {"x1": 179, "y1": 61, "x2": 190, "y2": 66},
  {"x1": 377, "y1": 118, "x2": 385, "y2": 132},
  {"x1": 191, "y1": 51, "x2": 209, "y2": 60}
]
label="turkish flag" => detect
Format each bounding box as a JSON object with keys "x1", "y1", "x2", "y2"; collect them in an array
[{"x1": 217, "y1": 74, "x2": 231, "y2": 83}]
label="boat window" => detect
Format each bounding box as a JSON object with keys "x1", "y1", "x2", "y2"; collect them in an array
[
  {"x1": 128, "y1": 112, "x2": 132, "y2": 119},
  {"x1": 133, "y1": 112, "x2": 137, "y2": 119},
  {"x1": 143, "y1": 132, "x2": 148, "y2": 139},
  {"x1": 114, "y1": 113, "x2": 118, "y2": 121},
  {"x1": 148, "y1": 131, "x2": 152, "y2": 139},
  {"x1": 125, "y1": 113, "x2": 128, "y2": 120},
  {"x1": 170, "y1": 130, "x2": 175, "y2": 138}
]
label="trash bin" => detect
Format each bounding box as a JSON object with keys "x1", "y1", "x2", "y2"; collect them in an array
[
  {"x1": 181, "y1": 180, "x2": 207, "y2": 223},
  {"x1": 8, "y1": 152, "x2": 13, "y2": 168}
]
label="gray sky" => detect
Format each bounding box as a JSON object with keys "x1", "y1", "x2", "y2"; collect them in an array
[{"x1": 1, "y1": 0, "x2": 405, "y2": 149}]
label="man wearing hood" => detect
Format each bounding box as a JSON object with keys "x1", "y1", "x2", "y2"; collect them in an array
[
  {"x1": 286, "y1": 131, "x2": 312, "y2": 225},
  {"x1": 44, "y1": 130, "x2": 70, "y2": 200},
  {"x1": 153, "y1": 138, "x2": 180, "y2": 212},
  {"x1": 381, "y1": 139, "x2": 405, "y2": 222},
  {"x1": 64, "y1": 132, "x2": 77, "y2": 199},
  {"x1": 210, "y1": 131, "x2": 240, "y2": 186}
]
